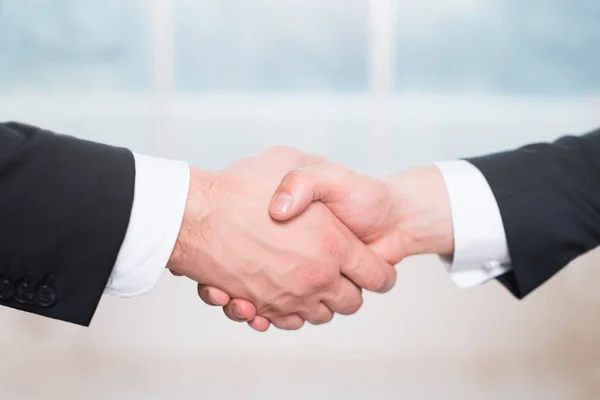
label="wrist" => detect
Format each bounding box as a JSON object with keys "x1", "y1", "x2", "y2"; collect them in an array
[
  {"x1": 168, "y1": 167, "x2": 218, "y2": 270},
  {"x1": 387, "y1": 165, "x2": 454, "y2": 258}
]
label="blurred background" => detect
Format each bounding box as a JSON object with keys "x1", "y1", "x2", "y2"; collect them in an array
[{"x1": 1, "y1": 0, "x2": 600, "y2": 398}]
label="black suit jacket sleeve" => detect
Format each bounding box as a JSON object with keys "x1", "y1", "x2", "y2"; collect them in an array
[
  {"x1": 467, "y1": 127, "x2": 600, "y2": 299},
  {"x1": 0, "y1": 122, "x2": 135, "y2": 326}
]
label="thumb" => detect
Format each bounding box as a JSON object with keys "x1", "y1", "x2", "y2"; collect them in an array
[{"x1": 269, "y1": 163, "x2": 351, "y2": 221}]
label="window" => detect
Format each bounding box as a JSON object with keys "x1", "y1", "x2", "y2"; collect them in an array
[
  {"x1": 173, "y1": 0, "x2": 368, "y2": 92},
  {"x1": 0, "y1": 0, "x2": 150, "y2": 92},
  {"x1": 0, "y1": 0, "x2": 597, "y2": 167},
  {"x1": 395, "y1": 0, "x2": 600, "y2": 95}
]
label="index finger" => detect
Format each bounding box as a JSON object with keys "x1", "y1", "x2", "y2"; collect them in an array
[{"x1": 340, "y1": 232, "x2": 396, "y2": 293}]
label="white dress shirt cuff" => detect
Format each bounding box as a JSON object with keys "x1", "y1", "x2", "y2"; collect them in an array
[
  {"x1": 104, "y1": 153, "x2": 190, "y2": 298},
  {"x1": 433, "y1": 160, "x2": 512, "y2": 288}
]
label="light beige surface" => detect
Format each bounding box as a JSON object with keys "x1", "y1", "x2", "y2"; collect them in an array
[{"x1": 2, "y1": 251, "x2": 600, "y2": 399}]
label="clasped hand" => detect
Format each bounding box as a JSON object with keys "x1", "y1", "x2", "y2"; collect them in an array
[{"x1": 167, "y1": 146, "x2": 452, "y2": 331}]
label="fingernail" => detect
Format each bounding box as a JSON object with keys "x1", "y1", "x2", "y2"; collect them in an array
[
  {"x1": 232, "y1": 304, "x2": 246, "y2": 320},
  {"x1": 270, "y1": 193, "x2": 294, "y2": 214},
  {"x1": 204, "y1": 289, "x2": 218, "y2": 305}
]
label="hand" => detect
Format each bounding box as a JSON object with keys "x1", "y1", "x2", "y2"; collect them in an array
[
  {"x1": 168, "y1": 149, "x2": 397, "y2": 330},
  {"x1": 199, "y1": 163, "x2": 453, "y2": 331}
]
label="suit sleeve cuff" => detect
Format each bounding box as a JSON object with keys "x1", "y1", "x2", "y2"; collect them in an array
[
  {"x1": 104, "y1": 153, "x2": 190, "y2": 297},
  {"x1": 433, "y1": 160, "x2": 512, "y2": 288}
]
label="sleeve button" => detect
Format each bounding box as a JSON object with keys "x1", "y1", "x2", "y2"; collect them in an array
[
  {"x1": 484, "y1": 260, "x2": 501, "y2": 270},
  {"x1": 15, "y1": 279, "x2": 36, "y2": 304},
  {"x1": 0, "y1": 277, "x2": 14, "y2": 300},
  {"x1": 36, "y1": 284, "x2": 57, "y2": 308}
]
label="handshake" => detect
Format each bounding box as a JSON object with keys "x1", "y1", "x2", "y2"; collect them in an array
[{"x1": 167, "y1": 146, "x2": 454, "y2": 331}]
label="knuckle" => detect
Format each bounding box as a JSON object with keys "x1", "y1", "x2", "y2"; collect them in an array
[
  {"x1": 264, "y1": 145, "x2": 300, "y2": 159},
  {"x1": 291, "y1": 321, "x2": 305, "y2": 330},
  {"x1": 276, "y1": 295, "x2": 299, "y2": 315},
  {"x1": 274, "y1": 318, "x2": 304, "y2": 331},
  {"x1": 282, "y1": 168, "x2": 305, "y2": 185},
  {"x1": 311, "y1": 315, "x2": 333, "y2": 325},
  {"x1": 303, "y1": 305, "x2": 334, "y2": 325},
  {"x1": 346, "y1": 294, "x2": 364, "y2": 315},
  {"x1": 335, "y1": 290, "x2": 363, "y2": 315},
  {"x1": 324, "y1": 162, "x2": 352, "y2": 183},
  {"x1": 320, "y1": 312, "x2": 335, "y2": 324},
  {"x1": 373, "y1": 179, "x2": 389, "y2": 196},
  {"x1": 331, "y1": 162, "x2": 351, "y2": 178},
  {"x1": 259, "y1": 308, "x2": 279, "y2": 321},
  {"x1": 303, "y1": 153, "x2": 328, "y2": 165},
  {"x1": 322, "y1": 270, "x2": 337, "y2": 286},
  {"x1": 299, "y1": 267, "x2": 336, "y2": 292},
  {"x1": 259, "y1": 296, "x2": 295, "y2": 318},
  {"x1": 320, "y1": 231, "x2": 347, "y2": 260}
]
